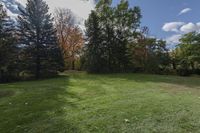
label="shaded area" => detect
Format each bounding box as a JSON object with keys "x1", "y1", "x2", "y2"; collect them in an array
[
  {"x1": 0, "y1": 90, "x2": 15, "y2": 98},
  {"x1": 0, "y1": 75, "x2": 80, "y2": 133},
  {"x1": 96, "y1": 73, "x2": 200, "y2": 88}
]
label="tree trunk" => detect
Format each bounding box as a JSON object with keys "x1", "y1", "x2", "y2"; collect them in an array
[
  {"x1": 172, "y1": 61, "x2": 176, "y2": 70},
  {"x1": 0, "y1": 69, "x2": 3, "y2": 82},
  {"x1": 35, "y1": 26, "x2": 41, "y2": 79},
  {"x1": 72, "y1": 59, "x2": 75, "y2": 70},
  {"x1": 36, "y1": 30, "x2": 41, "y2": 79},
  {"x1": 36, "y1": 53, "x2": 40, "y2": 79}
]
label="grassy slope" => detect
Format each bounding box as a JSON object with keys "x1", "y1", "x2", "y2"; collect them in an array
[{"x1": 0, "y1": 72, "x2": 200, "y2": 133}]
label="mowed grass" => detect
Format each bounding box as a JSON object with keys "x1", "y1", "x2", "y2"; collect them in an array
[{"x1": 0, "y1": 72, "x2": 200, "y2": 133}]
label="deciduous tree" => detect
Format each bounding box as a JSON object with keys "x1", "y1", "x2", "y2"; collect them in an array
[{"x1": 54, "y1": 8, "x2": 84, "y2": 70}]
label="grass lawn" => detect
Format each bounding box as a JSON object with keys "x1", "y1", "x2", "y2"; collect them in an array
[{"x1": 0, "y1": 72, "x2": 200, "y2": 133}]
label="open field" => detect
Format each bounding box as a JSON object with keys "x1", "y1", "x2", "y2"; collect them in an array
[{"x1": 0, "y1": 72, "x2": 200, "y2": 133}]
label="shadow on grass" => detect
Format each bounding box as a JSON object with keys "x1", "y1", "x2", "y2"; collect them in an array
[
  {"x1": 0, "y1": 90, "x2": 15, "y2": 99},
  {"x1": 104, "y1": 73, "x2": 200, "y2": 88},
  {"x1": 0, "y1": 75, "x2": 81, "y2": 133},
  {"x1": 71, "y1": 72, "x2": 200, "y2": 89}
]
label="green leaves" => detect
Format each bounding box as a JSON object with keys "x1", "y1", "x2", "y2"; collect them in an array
[
  {"x1": 173, "y1": 32, "x2": 200, "y2": 75},
  {"x1": 17, "y1": 0, "x2": 64, "y2": 79},
  {"x1": 85, "y1": 0, "x2": 142, "y2": 73},
  {"x1": 0, "y1": 4, "x2": 18, "y2": 82}
]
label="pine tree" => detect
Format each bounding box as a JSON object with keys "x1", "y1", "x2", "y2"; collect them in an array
[
  {"x1": 96, "y1": 0, "x2": 114, "y2": 72},
  {"x1": 85, "y1": 11, "x2": 106, "y2": 73},
  {"x1": 0, "y1": 4, "x2": 17, "y2": 82},
  {"x1": 85, "y1": 0, "x2": 141, "y2": 73},
  {"x1": 17, "y1": 0, "x2": 64, "y2": 79},
  {"x1": 114, "y1": 1, "x2": 141, "y2": 72}
]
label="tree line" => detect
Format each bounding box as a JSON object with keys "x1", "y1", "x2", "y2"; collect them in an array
[
  {"x1": 0, "y1": 0, "x2": 200, "y2": 83},
  {"x1": 83, "y1": 0, "x2": 200, "y2": 75},
  {"x1": 171, "y1": 32, "x2": 200, "y2": 76},
  {"x1": 0, "y1": 0, "x2": 83, "y2": 83}
]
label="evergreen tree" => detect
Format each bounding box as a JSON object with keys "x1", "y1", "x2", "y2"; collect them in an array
[
  {"x1": 96, "y1": 0, "x2": 115, "y2": 72},
  {"x1": 84, "y1": 0, "x2": 141, "y2": 73},
  {"x1": 0, "y1": 4, "x2": 17, "y2": 82},
  {"x1": 113, "y1": 0, "x2": 141, "y2": 72},
  {"x1": 85, "y1": 11, "x2": 106, "y2": 73},
  {"x1": 17, "y1": 0, "x2": 64, "y2": 79}
]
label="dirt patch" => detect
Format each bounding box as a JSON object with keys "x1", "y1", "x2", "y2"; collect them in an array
[{"x1": 0, "y1": 90, "x2": 15, "y2": 98}]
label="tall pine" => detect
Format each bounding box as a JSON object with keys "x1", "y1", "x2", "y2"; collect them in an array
[
  {"x1": 0, "y1": 4, "x2": 17, "y2": 82},
  {"x1": 85, "y1": 11, "x2": 105, "y2": 73},
  {"x1": 18, "y1": 0, "x2": 64, "y2": 79},
  {"x1": 84, "y1": 0, "x2": 141, "y2": 73},
  {"x1": 114, "y1": 0, "x2": 141, "y2": 72}
]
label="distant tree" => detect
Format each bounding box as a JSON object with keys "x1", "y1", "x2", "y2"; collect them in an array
[
  {"x1": 66, "y1": 27, "x2": 84, "y2": 70},
  {"x1": 17, "y1": 0, "x2": 64, "y2": 79},
  {"x1": 145, "y1": 39, "x2": 170, "y2": 74},
  {"x1": 174, "y1": 32, "x2": 200, "y2": 75},
  {"x1": 0, "y1": 4, "x2": 18, "y2": 82},
  {"x1": 129, "y1": 27, "x2": 170, "y2": 74},
  {"x1": 128, "y1": 26, "x2": 149, "y2": 72},
  {"x1": 54, "y1": 8, "x2": 83, "y2": 70},
  {"x1": 54, "y1": 8, "x2": 74, "y2": 61}
]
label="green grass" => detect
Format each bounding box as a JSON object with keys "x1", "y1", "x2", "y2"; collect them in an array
[{"x1": 0, "y1": 72, "x2": 200, "y2": 133}]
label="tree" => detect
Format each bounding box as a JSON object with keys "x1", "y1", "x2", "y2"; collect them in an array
[
  {"x1": 96, "y1": 0, "x2": 114, "y2": 72},
  {"x1": 0, "y1": 4, "x2": 17, "y2": 82},
  {"x1": 54, "y1": 8, "x2": 83, "y2": 70},
  {"x1": 17, "y1": 0, "x2": 64, "y2": 79},
  {"x1": 66, "y1": 27, "x2": 84, "y2": 70},
  {"x1": 145, "y1": 39, "x2": 170, "y2": 74},
  {"x1": 174, "y1": 32, "x2": 200, "y2": 75},
  {"x1": 113, "y1": 0, "x2": 141, "y2": 72},
  {"x1": 129, "y1": 26, "x2": 149, "y2": 72},
  {"x1": 85, "y1": 10, "x2": 104, "y2": 73},
  {"x1": 129, "y1": 27, "x2": 170, "y2": 74},
  {"x1": 84, "y1": 0, "x2": 142, "y2": 73}
]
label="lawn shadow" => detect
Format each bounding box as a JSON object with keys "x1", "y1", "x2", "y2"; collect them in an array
[
  {"x1": 0, "y1": 75, "x2": 81, "y2": 133},
  {"x1": 0, "y1": 90, "x2": 15, "y2": 99},
  {"x1": 98, "y1": 73, "x2": 200, "y2": 89}
]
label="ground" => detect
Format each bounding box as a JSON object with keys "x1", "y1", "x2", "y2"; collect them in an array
[{"x1": 0, "y1": 72, "x2": 200, "y2": 133}]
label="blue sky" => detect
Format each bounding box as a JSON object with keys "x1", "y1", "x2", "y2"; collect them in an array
[
  {"x1": 113, "y1": 0, "x2": 200, "y2": 46},
  {"x1": 17, "y1": 0, "x2": 200, "y2": 46}
]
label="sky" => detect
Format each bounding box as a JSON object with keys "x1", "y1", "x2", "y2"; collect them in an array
[
  {"x1": 17, "y1": 0, "x2": 200, "y2": 47},
  {"x1": 17, "y1": 0, "x2": 96, "y2": 19},
  {"x1": 124, "y1": 0, "x2": 200, "y2": 47}
]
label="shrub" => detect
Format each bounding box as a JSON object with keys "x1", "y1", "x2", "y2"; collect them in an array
[{"x1": 176, "y1": 68, "x2": 191, "y2": 76}]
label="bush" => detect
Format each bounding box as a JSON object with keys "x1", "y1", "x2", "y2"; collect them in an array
[
  {"x1": 0, "y1": 73, "x2": 20, "y2": 83},
  {"x1": 193, "y1": 69, "x2": 200, "y2": 75},
  {"x1": 176, "y1": 68, "x2": 191, "y2": 76}
]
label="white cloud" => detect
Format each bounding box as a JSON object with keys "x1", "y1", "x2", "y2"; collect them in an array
[
  {"x1": 163, "y1": 22, "x2": 200, "y2": 34},
  {"x1": 162, "y1": 22, "x2": 185, "y2": 32},
  {"x1": 180, "y1": 22, "x2": 200, "y2": 33},
  {"x1": 166, "y1": 34, "x2": 182, "y2": 44},
  {"x1": 179, "y1": 8, "x2": 192, "y2": 15},
  {"x1": 164, "y1": 22, "x2": 200, "y2": 46},
  {"x1": 17, "y1": 0, "x2": 95, "y2": 19}
]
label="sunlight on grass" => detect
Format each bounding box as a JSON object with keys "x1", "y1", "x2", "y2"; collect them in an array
[{"x1": 0, "y1": 72, "x2": 200, "y2": 133}]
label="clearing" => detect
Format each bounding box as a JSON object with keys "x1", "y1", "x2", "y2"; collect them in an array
[{"x1": 0, "y1": 72, "x2": 200, "y2": 133}]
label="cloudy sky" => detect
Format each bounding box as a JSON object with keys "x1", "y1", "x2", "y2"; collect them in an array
[
  {"x1": 17, "y1": 0, "x2": 96, "y2": 19},
  {"x1": 125, "y1": 0, "x2": 200, "y2": 47},
  {"x1": 16, "y1": 0, "x2": 200, "y2": 47}
]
